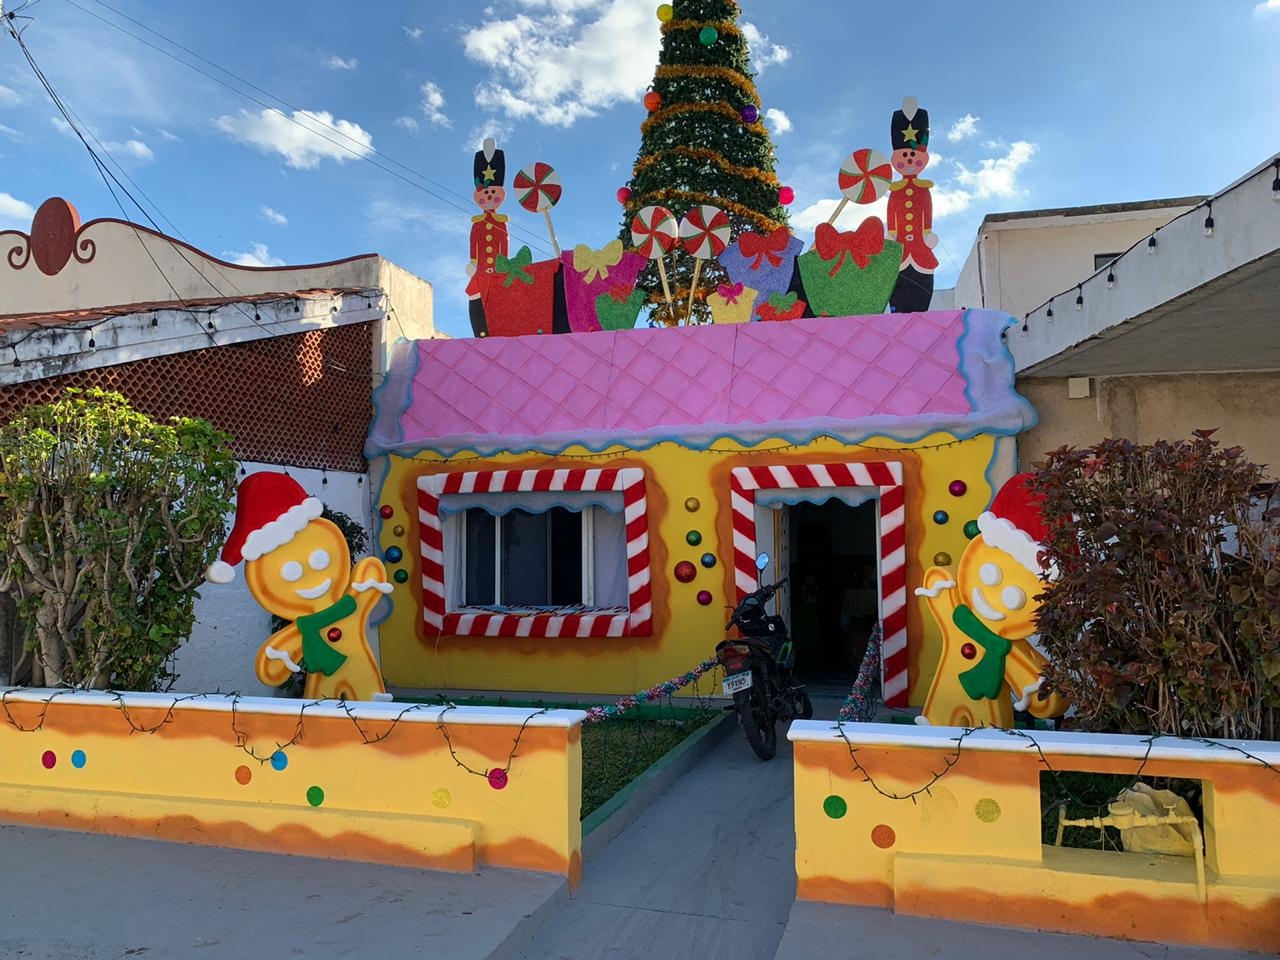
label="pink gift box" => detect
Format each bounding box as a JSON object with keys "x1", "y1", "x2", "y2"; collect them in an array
[{"x1": 559, "y1": 244, "x2": 646, "y2": 333}]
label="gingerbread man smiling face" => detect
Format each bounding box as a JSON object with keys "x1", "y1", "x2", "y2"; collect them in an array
[{"x1": 207, "y1": 472, "x2": 390, "y2": 702}]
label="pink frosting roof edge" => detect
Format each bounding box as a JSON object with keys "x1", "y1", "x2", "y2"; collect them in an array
[{"x1": 367, "y1": 310, "x2": 1037, "y2": 457}]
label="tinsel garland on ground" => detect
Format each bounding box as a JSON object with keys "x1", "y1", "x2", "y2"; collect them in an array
[{"x1": 584, "y1": 656, "x2": 720, "y2": 723}]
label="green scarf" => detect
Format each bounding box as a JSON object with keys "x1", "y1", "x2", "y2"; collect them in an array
[
  {"x1": 952, "y1": 604, "x2": 1012, "y2": 701},
  {"x1": 295, "y1": 594, "x2": 356, "y2": 677}
]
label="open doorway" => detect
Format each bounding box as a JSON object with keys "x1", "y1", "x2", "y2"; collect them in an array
[{"x1": 786, "y1": 499, "x2": 879, "y2": 685}]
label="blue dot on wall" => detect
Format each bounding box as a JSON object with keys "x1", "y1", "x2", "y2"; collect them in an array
[
  {"x1": 271, "y1": 750, "x2": 289, "y2": 771},
  {"x1": 385, "y1": 546, "x2": 403, "y2": 564},
  {"x1": 933, "y1": 510, "x2": 949, "y2": 525},
  {"x1": 700, "y1": 553, "x2": 717, "y2": 568},
  {"x1": 71, "y1": 749, "x2": 86, "y2": 769}
]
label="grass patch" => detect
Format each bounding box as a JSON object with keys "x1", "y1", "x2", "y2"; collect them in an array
[{"x1": 582, "y1": 711, "x2": 718, "y2": 819}]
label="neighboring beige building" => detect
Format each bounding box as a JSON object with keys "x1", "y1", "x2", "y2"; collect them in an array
[{"x1": 943, "y1": 159, "x2": 1279, "y2": 476}]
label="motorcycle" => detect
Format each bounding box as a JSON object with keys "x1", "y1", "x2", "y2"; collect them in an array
[{"x1": 715, "y1": 553, "x2": 813, "y2": 761}]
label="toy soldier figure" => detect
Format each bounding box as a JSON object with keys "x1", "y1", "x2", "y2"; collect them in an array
[
  {"x1": 886, "y1": 97, "x2": 939, "y2": 313},
  {"x1": 466, "y1": 137, "x2": 509, "y2": 337}
]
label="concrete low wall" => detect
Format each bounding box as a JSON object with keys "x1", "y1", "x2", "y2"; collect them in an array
[
  {"x1": 790, "y1": 721, "x2": 1280, "y2": 953},
  {"x1": 0, "y1": 690, "x2": 584, "y2": 882}
]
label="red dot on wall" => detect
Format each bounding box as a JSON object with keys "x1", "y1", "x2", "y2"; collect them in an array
[
  {"x1": 674, "y1": 561, "x2": 697, "y2": 583},
  {"x1": 487, "y1": 768, "x2": 509, "y2": 790},
  {"x1": 871, "y1": 823, "x2": 896, "y2": 849},
  {"x1": 696, "y1": 590, "x2": 713, "y2": 606},
  {"x1": 379, "y1": 505, "x2": 394, "y2": 519},
  {"x1": 41, "y1": 750, "x2": 56, "y2": 769}
]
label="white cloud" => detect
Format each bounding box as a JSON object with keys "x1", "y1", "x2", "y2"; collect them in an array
[
  {"x1": 954, "y1": 140, "x2": 1037, "y2": 199},
  {"x1": 260, "y1": 206, "x2": 288, "y2": 226},
  {"x1": 224, "y1": 243, "x2": 285, "y2": 267},
  {"x1": 461, "y1": 1, "x2": 660, "y2": 127},
  {"x1": 51, "y1": 116, "x2": 72, "y2": 135},
  {"x1": 947, "y1": 113, "x2": 979, "y2": 143},
  {"x1": 417, "y1": 81, "x2": 451, "y2": 127},
  {"x1": 792, "y1": 194, "x2": 889, "y2": 237},
  {"x1": 765, "y1": 108, "x2": 792, "y2": 136},
  {"x1": 931, "y1": 186, "x2": 973, "y2": 218},
  {"x1": 394, "y1": 116, "x2": 420, "y2": 132},
  {"x1": 0, "y1": 192, "x2": 35, "y2": 229},
  {"x1": 323, "y1": 55, "x2": 359, "y2": 71},
  {"x1": 464, "y1": 118, "x2": 513, "y2": 153},
  {"x1": 403, "y1": 26, "x2": 424, "y2": 39},
  {"x1": 741, "y1": 22, "x2": 791, "y2": 74},
  {"x1": 103, "y1": 138, "x2": 154, "y2": 162},
  {"x1": 1254, "y1": 0, "x2": 1280, "y2": 14},
  {"x1": 0, "y1": 124, "x2": 23, "y2": 141},
  {"x1": 157, "y1": 129, "x2": 181, "y2": 142},
  {"x1": 366, "y1": 198, "x2": 466, "y2": 236},
  {"x1": 215, "y1": 108, "x2": 374, "y2": 169},
  {"x1": 0, "y1": 85, "x2": 21, "y2": 107}
]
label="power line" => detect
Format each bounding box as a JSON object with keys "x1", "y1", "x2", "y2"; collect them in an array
[{"x1": 66, "y1": 0, "x2": 556, "y2": 257}]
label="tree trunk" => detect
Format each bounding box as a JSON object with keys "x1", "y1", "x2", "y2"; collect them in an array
[{"x1": 34, "y1": 601, "x2": 63, "y2": 686}]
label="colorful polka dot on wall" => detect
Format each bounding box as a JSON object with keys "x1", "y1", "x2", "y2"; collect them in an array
[
  {"x1": 394, "y1": 569, "x2": 409, "y2": 584},
  {"x1": 948, "y1": 479, "x2": 968, "y2": 497},
  {"x1": 487, "y1": 768, "x2": 509, "y2": 790},
  {"x1": 823, "y1": 795, "x2": 848, "y2": 819},
  {"x1": 379, "y1": 505, "x2": 394, "y2": 519},
  {"x1": 933, "y1": 552, "x2": 952, "y2": 566},
  {"x1": 674, "y1": 561, "x2": 697, "y2": 583},
  {"x1": 235, "y1": 765, "x2": 253, "y2": 785},
  {"x1": 70, "y1": 749, "x2": 86, "y2": 769},
  {"x1": 975, "y1": 798, "x2": 1002, "y2": 823},
  {"x1": 932, "y1": 510, "x2": 949, "y2": 525},
  {"x1": 306, "y1": 786, "x2": 325, "y2": 807},
  {"x1": 392, "y1": 525, "x2": 406, "y2": 537},
  {"x1": 41, "y1": 750, "x2": 56, "y2": 769},
  {"x1": 963, "y1": 519, "x2": 981, "y2": 539},
  {"x1": 385, "y1": 546, "x2": 403, "y2": 563},
  {"x1": 432, "y1": 787, "x2": 452, "y2": 809},
  {"x1": 696, "y1": 590, "x2": 713, "y2": 606},
  {"x1": 684, "y1": 497, "x2": 700, "y2": 513},
  {"x1": 271, "y1": 750, "x2": 289, "y2": 771},
  {"x1": 686, "y1": 530, "x2": 703, "y2": 547},
  {"x1": 871, "y1": 823, "x2": 896, "y2": 848}
]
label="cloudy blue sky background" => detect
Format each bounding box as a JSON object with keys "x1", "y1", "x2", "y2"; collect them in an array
[{"x1": 2, "y1": 0, "x2": 1279, "y2": 337}]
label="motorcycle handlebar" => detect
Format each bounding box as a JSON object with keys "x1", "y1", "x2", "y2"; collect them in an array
[{"x1": 724, "y1": 577, "x2": 790, "y2": 629}]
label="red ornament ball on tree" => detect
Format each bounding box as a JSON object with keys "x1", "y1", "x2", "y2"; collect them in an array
[
  {"x1": 778, "y1": 186, "x2": 795, "y2": 205},
  {"x1": 616, "y1": 186, "x2": 632, "y2": 204},
  {"x1": 644, "y1": 90, "x2": 662, "y2": 112}
]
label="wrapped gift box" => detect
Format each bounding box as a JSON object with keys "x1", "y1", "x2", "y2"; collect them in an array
[
  {"x1": 594, "y1": 285, "x2": 647, "y2": 331},
  {"x1": 755, "y1": 291, "x2": 807, "y2": 322},
  {"x1": 479, "y1": 246, "x2": 562, "y2": 338},
  {"x1": 708, "y1": 282, "x2": 757, "y2": 324},
  {"x1": 718, "y1": 226, "x2": 803, "y2": 319},
  {"x1": 560, "y1": 240, "x2": 646, "y2": 333},
  {"x1": 796, "y1": 220, "x2": 902, "y2": 317}
]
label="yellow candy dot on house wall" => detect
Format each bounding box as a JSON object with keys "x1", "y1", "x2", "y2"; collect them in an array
[
  {"x1": 933, "y1": 551, "x2": 952, "y2": 566},
  {"x1": 685, "y1": 497, "x2": 700, "y2": 512},
  {"x1": 975, "y1": 798, "x2": 1002, "y2": 823},
  {"x1": 432, "y1": 787, "x2": 452, "y2": 809}
]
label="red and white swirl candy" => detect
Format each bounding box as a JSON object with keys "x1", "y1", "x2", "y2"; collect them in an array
[
  {"x1": 513, "y1": 162, "x2": 563, "y2": 213},
  {"x1": 678, "y1": 204, "x2": 731, "y2": 259},
  {"x1": 630, "y1": 205, "x2": 679, "y2": 259},
  {"x1": 838, "y1": 148, "x2": 892, "y2": 205}
]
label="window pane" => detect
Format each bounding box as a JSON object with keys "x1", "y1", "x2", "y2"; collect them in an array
[
  {"x1": 1094, "y1": 252, "x2": 1121, "y2": 271},
  {"x1": 548, "y1": 508, "x2": 583, "y2": 605},
  {"x1": 464, "y1": 509, "x2": 496, "y2": 606},
  {"x1": 502, "y1": 509, "x2": 551, "y2": 606}
]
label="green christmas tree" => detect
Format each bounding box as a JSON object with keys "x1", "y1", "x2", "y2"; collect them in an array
[{"x1": 619, "y1": 0, "x2": 789, "y2": 326}]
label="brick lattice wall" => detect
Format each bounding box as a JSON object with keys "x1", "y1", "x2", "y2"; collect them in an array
[{"x1": 0, "y1": 324, "x2": 374, "y2": 472}]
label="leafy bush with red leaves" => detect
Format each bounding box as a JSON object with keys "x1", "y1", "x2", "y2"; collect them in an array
[{"x1": 1032, "y1": 431, "x2": 1280, "y2": 740}]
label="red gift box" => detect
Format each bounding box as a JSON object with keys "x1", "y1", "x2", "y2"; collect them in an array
[
  {"x1": 755, "y1": 291, "x2": 807, "y2": 322},
  {"x1": 478, "y1": 245, "x2": 561, "y2": 338}
]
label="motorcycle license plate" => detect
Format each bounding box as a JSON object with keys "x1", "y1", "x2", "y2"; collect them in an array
[{"x1": 722, "y1": 672, "x2": 752, "y2": 696}]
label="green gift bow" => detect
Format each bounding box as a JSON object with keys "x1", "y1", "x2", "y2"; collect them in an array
[
  {"x1": 767, "y1": 291, "x2": 798, "y2": 310},
  {"x1": 495, "y1": 246, "x2": 534, "y2": 288}
]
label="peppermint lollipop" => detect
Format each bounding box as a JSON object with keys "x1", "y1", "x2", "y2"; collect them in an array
[
  {"x1": 828, "y1": 148, "x2": 892, "y2": 225},
  {"x1": 679, "y1": 205, "x2": 731, "y2": 321},
  {"x1": 514, "y1": 161, "x2": 564, "y2": 256},
  {"x1": 631, "y1": 204, "x2": 679, "y2": 310}
]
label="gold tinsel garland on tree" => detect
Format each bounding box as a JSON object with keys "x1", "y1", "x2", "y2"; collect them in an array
[
  {"x1": 626, "y1": 188, "x2": 782, "y2": 233},
  {"x1": 653, "y1": 63, "x2": 758, "y2": 100},
  {"x1": 634, "y1": 146, "x2": 781, "y2": 188},
  {"x1": 641, "y1": 100, "x2": 767, "y2": 136}
]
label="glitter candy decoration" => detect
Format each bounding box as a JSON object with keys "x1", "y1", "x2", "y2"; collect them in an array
[
  {"x1": 933, "y1": 510, "x2": 949, "y2": 525},
  {"x1": 674, "y1": 560, "x2": 697, "y2": 583},
  {"x1": 385, "y1": 546, "x2": 403, "y2": 563},
  {"x1": 487, "y1": 768, "x2": 509, "y2": 790},
  {"x1": 975, "y1": 798, "x2": 1002, "y2": 823},
  {"x1": 700, "y1": 553, "x2": 717, "y2": 568},
  {"x1": 685, "y1": 497, "x2": 701, "y2": 512},
  {"x1": 513, "y1": 161, "x2": 563, "y2": 213},
  {"x1": 933, "y1": 552, "x2": 952, "y2": 566},
  {"x1": 327, "y1": 627, "x2": 342, "y2": 642},
  {"x1": 696, "y1": 590, "x2": 713, "y2": 606},
  {"x1": 963, "y1": 519, "x2": 981, "y2": 539},
  {"x1": 838, "y1": 148, "x2": 893, "y2": 205},
  {"x1": 432, "y1": 787, "x2": 452, "y2": 809},
  {"x1": 949, "y1": 479, "x2": 968, "y2": 497},
  {"x1": 394, "y1": 569, "x2": 409, "y2": 584},
  {"x1": 631, "y1": 205, "x2": 679, "y2": 259},
  {"x1": 686, "y1": 530, "x2": 703, "y2": 546},
  {"x1": 679, "y1": 205, "x2": 732, "y2": 259},
  {"x1": 379, "y1": 505, "x2": 394, "y2": 520},
  {"x1": 392, "y1": 525, "x2": 405, "y2": 537}
]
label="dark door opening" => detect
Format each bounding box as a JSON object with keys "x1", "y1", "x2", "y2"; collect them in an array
[{"x1": 787, "y1": 498, "x2": 878, "y2": 686}]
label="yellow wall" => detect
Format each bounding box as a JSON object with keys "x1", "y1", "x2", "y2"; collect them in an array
[
  {"x1": 373, "y1": 432, "x2": 1008, "y2": 704},
  {"x1": 0, "y1": 691, "x2": 583, "y2": 882},
  {"x1": 791, "y1": 722, "x2": 1280, "y2": 952}
]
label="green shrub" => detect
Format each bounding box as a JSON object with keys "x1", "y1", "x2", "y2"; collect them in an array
[
  {"x1": 0, "y1": 388, "x2": 236, "y2": 690},
  {"x1": 1032, "y1": 432, "x2": 1280, "y2": 740}
]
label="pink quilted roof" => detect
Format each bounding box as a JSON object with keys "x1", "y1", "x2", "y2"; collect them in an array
[{"x1": 368, "y1": 310, "x2": 1035, "y2": 456}]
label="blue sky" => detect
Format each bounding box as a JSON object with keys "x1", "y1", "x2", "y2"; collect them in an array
[{"x1": 2, "y1": 0, "x2": 1279, "y2": 338}]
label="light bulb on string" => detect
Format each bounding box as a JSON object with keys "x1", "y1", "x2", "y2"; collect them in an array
[
  {"x1": 1272, "y1": 159, "x2": 1280, "y2": 201},
  {"x1": 1106, "y1": 267, "x2": 1115, "y2": 289},
  {"x1": 1147, "y1": 235, "x2": 1157, "y2": 255},
  {"x1": 1046, "y1": 298, "x2": 1054, "y2": 321},
  {"x1": 1203, "y1": 201, "x2": 1215, "y2": 238},
  {"x1": 1075, "y1": 285, "x2": 1084, "y2": 310},
  {"x1": 1020, "y1": 318, "x2": 1029, "y2": 337}
]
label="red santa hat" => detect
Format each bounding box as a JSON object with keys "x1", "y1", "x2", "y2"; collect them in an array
[
  {"x1": 975, "y1": 472, "x2": 1054, "y2": 579},
  {"x1": 205, "y1": 472, "x2": 323, "y2": 584}
]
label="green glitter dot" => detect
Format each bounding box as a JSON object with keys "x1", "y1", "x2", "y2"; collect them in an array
[
  {"x1": 975, "y1": 798, "x2": 1001, "y2": 823},
  {"x1": 306, "y1": 786, "x2": 325, "y2": 807},
  {"x1": 823, "y1": 795, "x2": 848, "y2": 820},
  {"x1": 686, "y1": 530, "x2": 702, "y2": 547},
  {"x1": 394, "y1": 569, "x2": 409, "y2": 584},
  {"x1": 963, "y1": 519, "x2": 981, "y2": 539}
]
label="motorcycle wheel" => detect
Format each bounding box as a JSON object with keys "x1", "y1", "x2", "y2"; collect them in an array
[
  {"x1": 737, "y1": 676, "x2": 777, "y2": 761},
  {"x1": 796, "y1": 691, "x2": 814, "y2": 720}
]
